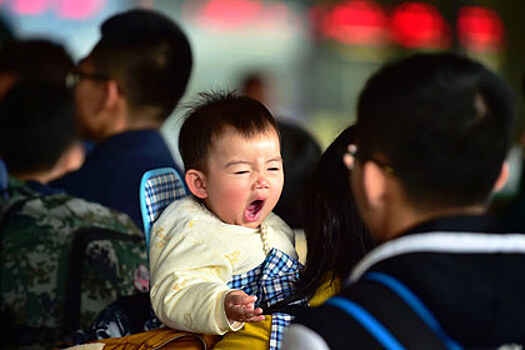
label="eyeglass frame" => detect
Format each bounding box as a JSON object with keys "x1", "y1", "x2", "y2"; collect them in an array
[
  {"x1": 343, "y1": 143, "x2": 395, "y2": 176},
  {"x1": 65, "y1": 70, "x2": 110, "y2": 89}
]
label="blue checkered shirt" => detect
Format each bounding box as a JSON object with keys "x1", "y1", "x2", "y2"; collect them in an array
[{"x1": 227, "y1": 248, "x2": 307, "y2": 350}]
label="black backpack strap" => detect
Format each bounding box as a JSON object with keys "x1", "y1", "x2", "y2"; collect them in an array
[
  {"x1": 325, "y1": 272, "x2": 462, "y2": 350},
  {"x1": 62, "y1": 226, "x2": 143, "y2": 336}
]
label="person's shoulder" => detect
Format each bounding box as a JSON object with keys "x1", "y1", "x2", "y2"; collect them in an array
[
  {"x1": 49, "y1": 154, "x2": 99, "y2": 191},
  {"x1": 10, "y1": 192, "x2": 142, "y2": 236},
  {"x1": 150, "y1": 196, "x2": 228, "y2": 259},
  {"x1": 283, "y1": 323, "x2": 331, "y2": 350},
  {"x1": 2, "y1": 176, "x2": 37, "y2": 199},
  {"x1": 1, "y1": 187, "x2": 68, "y2": 217},
  {"x1": 157, "y1": 195, "x2": 201, "y2": 222},
  {"x1": 152, "y1": 195, "x2": 210, "y2": 237},
  {"x1": 62, "y1": 195, "x2": 142, "y2": 234},
  {"x1": 0, "y1": 181, "x2": 101, "y2": 228},
  {"x1": 1, "y1": 192, "x2": 141, "y2": 252}
]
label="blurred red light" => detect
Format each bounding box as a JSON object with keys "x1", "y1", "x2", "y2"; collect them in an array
[
  {"x1": 323, "y1": 0, "x2": 388, "y2": 46},
  {"x1": 8, "y1": 0, "x2": 104, "y2": 19},
  {"x1": 11, "y1": 0, "x2": 47, "y2": 15},
  {"x1": 391, "y1": 2, "x2": 451, "y2": 48},
  {"x1": 55, "y1": 0, "x2": 105, "y2": 19},
  {"x1": 198, "y1": 0, "x2": 263, "y2": 30},
  {"x1": 458, "y1": 6, "x2": 504, "y2": 52}
]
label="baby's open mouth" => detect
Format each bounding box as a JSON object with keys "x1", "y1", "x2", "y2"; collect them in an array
[{"x1": 245, "y1": 199, "x2": 264, "y2": 222}]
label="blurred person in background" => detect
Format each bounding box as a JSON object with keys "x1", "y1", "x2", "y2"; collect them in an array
[
  {"x1": 0, "y1": 80, "x2": 146, "y2": 349},
  {"x1": 0, "y1": 38, "x2": 74, "y2": 97},
  {"x1": 240, "y1": 72, "x2": 268, "y2": 108},
  {"x1": 0, "y1": 38, "x2": 80, "y2": 194},
  {"x1": 51, "y1": 8, "x2": 193, "y2": 229},
  {"x1": 284, "y1": 52, "x2": 523, "y2": 349}
]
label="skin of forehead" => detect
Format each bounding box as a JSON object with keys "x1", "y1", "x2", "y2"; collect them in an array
[{"x1": 211, "y1": 128, "x2": 280, "y2": 159}]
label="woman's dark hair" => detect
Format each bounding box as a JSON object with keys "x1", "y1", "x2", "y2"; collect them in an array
[
  {"x1": 273, "y1": 119, "x2": 322, "y2": 229},
  {"x1": 297, "y1": 125, "x2": 377, "y2": 300},
  {"x1": 269, "y1": 126, "x2": 376, "y2": 314}
]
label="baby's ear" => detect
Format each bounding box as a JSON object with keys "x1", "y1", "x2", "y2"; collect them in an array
[{"x1": 185, "y1": 169, "x2": 208, "y2": 199}]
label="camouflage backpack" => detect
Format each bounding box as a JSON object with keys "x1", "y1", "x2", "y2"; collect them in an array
[{"x1": 0, "y1": 179, "x2": 149, "y2": 349}]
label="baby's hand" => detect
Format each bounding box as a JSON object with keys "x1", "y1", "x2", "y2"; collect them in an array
[{"x1": 224, "y1": 290, "x2": 264, "y2": 323}]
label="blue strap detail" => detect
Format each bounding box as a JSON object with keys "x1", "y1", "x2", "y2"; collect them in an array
[
  {"x1": 0, "y1": 159, "x2": 8, "y2": 199},
  {"x1": 325, "y1": 297, "x2": 406, "y2": 350},
  {"x1": 364, "y1": 272, "x2": 462, "y2": 350},
  {"x1": 139, "y1": 167, "x2": 187, "y2": 256}
]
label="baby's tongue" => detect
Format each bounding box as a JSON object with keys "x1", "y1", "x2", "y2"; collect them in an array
[{"x1": 245, "y1": 200, "x2": 262, "y2": 222}]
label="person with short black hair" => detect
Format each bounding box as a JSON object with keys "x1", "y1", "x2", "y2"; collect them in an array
[
  {"x1": 0, "y1": 38, "x2": 77, "y2": 194},
  {"x1": 51, "y1": 8, "x2": 193, "y2": 229},
  {"x1": 283, "y1": 52, "x2": 524, "y2": 349},
  {"x1": 150, "y1": 91, "x2": 304, "y2": 350},
  {"x1": 0, "y1": 82, "x2": 78, "y2": 183},
  {"x1": 0, "y1": 80, "x2": 146, "y2": 349},
  {"x1": 0, "y1": 38, "x2": 74, "y2": 97}
]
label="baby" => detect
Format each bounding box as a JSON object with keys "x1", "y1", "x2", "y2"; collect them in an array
[{"x1": 149, "y1": 92, "x2": 303, "y2": 349}]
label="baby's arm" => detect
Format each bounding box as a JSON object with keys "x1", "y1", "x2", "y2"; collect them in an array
[
  {"x1": 224, "y1": 290, "x2": 264, "y2": 323},
  {"x1": 150, "y1": 225, "x2": 250, "y2": 335}
]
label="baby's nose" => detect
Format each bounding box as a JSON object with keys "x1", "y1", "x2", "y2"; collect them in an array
[{"x1": 255, "y1": 177, "x2": 270, "y2": 189}]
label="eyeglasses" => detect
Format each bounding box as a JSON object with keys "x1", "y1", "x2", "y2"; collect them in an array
[
  {"x1": 65, "y1": 70, "x2": 109, "y2": 88},
  {"x1": 343, "y1": 143, "x2": 395, "y2": 176}
]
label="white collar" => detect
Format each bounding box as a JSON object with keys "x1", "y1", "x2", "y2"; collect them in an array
[{"x1": 348, "y1": 231, "x2": 525, "y2": 284}]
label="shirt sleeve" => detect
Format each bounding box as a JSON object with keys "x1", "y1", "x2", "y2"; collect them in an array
[
  {"x1": 149, "y1": 221, "x2": 243, "y2": 335},
  {"x1": 282, "y1": 324, "x2": 330, "y2": 350}
]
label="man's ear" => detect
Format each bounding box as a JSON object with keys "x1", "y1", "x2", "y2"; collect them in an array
[
  {"x1": 362, "y1": 161, "x2": 388, "y2": 210},
  {"x1": 104, "y1": 80, "x2": 120, "y2": 109},
  {"x1": 99, "y1": 80, "x2": 127, "y2": 134},
  {"x1": 185, "y1": 169, "x2": 208, "y2": 199},
  {"x1": 493, "y1": 161, "x2": 510, "y2": 193}
]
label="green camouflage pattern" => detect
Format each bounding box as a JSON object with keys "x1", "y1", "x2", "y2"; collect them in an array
[{"x1": 1, "y1": 177, "x2": 148, "y2": 349}]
